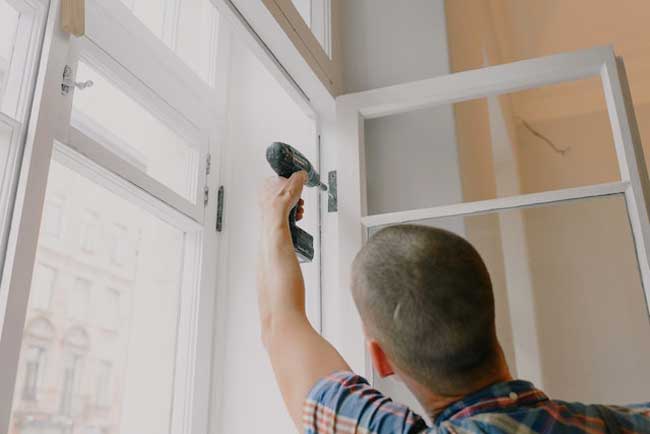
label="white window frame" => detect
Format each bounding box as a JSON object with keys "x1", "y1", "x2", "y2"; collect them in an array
[
  {"x1": 0, "y1": 0, "x2": 229, "y2": 432},
  {"x1": 227, "y1": 0, "x2": 342, "y2": 97},
  {"x1": 333, "y1": 46, "x2": 650, "y2": 377},
  {"x1": 0, "y1": 0, "x2": 48, "y2": 278},
  {"x1": 68, "y1": 36, "x2": 208, "y2": 221}
]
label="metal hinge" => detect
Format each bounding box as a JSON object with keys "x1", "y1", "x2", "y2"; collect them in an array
[
  {"x1": 204, "y1": 186, "x2": 209, "y2": 206},
  {"x1": 328, "y1": 170, "x2": 337, "y2": 212},
  {"x1": 216, "y1": 186, "x2": 225, "y2": 232},
  {"x1": 206, "y1": 153, "x2": 212, "y2": 175}
]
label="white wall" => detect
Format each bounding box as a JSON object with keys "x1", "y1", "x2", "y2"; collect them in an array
[
  {"x1": 214, "y1": 37, "x2": 319, "y2": 434},
  {"x1": 336, "y1": 0, "x2": 464, "y2": 414},
  {"x1": 488, "y1": 95, "x2": 543, "y2": 387},
  {"x1": 341, "y1": 0, "x2": 463, "y2": 215}
]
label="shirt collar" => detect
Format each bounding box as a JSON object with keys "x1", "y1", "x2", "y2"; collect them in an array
[{"x1": 434, "y1": 380, "x2": 549, "y2": 426}]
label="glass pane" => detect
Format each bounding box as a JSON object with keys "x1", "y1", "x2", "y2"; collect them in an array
[
  {"x1": 368, "y1": 194, "x2": 650, "y2": 406},
  {"x1": 10, "y1": 157, "x2": 186, "y2": 434},
  {"x1": 446, "y1": 2, "x2": 650, "y2": 191},
  {"x1": 0, "y1": 0, "x2": 20, "y2": 116},
  {"x1": 364, "y1": 77, "x2": 619, "y2": 215},
  {"x1": 176, "y1": 0, "x2": 219, "y2": 84},
  {"x1": 72, "y1": 61, "x2": 200, "y2": 202},
  {"x1": 292, "y1": 0, "x2": 311, "y2": 26},
  {"x1": 0, "y1": 0, "x2": 19, "y2": 68}
]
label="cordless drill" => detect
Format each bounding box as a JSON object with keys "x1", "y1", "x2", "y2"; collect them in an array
[{"x1": 266, "y1": 142, "x2": 327, "y2": 263}]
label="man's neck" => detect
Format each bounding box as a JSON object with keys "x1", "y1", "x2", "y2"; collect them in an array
[
  {"x1": 422, "y1": 372, "x2": 513, "y2": 420},
  {"x1": 399, "y1": 353, "x2": 513, "y2": 420}
]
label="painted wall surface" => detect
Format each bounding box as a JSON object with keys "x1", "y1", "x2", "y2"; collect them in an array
[
  {"x1": 517, "y1": 109, "x2": 650, "y2": 403},
  {"x1": 341, "y1": 0, "x2": 463, "y2": 215},
  {"x1": 338, "y1": 0, "x2": 465, "y2": 415},
  {"x1": 215, "y1": 38, "x2": 319, "y2": 433},
  {"x1": 445, "y1": 0, "x2": 650, "y2": 404}
]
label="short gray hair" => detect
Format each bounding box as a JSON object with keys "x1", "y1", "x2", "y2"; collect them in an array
[{"x1": 351, "y1": 225, "x2": 499, "y2": 396}]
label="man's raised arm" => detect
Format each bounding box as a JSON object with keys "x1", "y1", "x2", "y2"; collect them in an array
[{"x1": 257, "y1": 171, "x2": 350, "y2": 430}]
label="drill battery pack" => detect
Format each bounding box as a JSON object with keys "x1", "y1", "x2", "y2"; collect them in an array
[{"x1": 289, "y1": 207, "x2": 314, "y2": 263}]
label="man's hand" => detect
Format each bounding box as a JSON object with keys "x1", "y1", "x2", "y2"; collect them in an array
[
  {"x1": 257, "y1": 172, "x2": 350, "y2": 431},
  {"x1": 258, "y1": 171, "x2": 306, "y2": 226}
]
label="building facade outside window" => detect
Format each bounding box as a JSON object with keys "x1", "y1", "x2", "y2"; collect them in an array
[
  {"x1": 21, "y1": 346, "x2": 45, "y2": 401},
  {"x1": 30, "y1": 264, "x2": 56, "y2": 311}
]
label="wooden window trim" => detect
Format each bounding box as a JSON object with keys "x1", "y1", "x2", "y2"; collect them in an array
[{"x1": 261, "y1": 0, "x2": 342, "y2": 96}]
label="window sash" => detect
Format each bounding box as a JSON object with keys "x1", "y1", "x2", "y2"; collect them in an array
[
  {"x1": 0, "y1": 0, "x2": 223, "y2": 432},
  {"x1": 66, "y1": 37, "x2": 209, "y2": 222},
  {"x1": 52, "y1": 140, "x2": 206, "y2": 431},
  {"x1": 334, "y1": 46, "x2": 650, "y2": 377}
]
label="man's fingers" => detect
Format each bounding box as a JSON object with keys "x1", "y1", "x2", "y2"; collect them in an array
[
  {"x1": 288, "y1": 171, "x2": 307, "y2": 188},
  {"x1": 285, "y1": 171, "x2": 307, "y2": 202}
]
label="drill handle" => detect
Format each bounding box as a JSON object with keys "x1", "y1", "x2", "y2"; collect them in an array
[
  {"x1": 287, "y1": 206, "x2": 314, "y2": 263},
  {"x1": 288, "y1": 205, "x2": 298, "y2": 227}
]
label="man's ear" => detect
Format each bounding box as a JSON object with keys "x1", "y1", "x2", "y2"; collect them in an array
[{"x1": 367, "y1": 339, "x2": 394, "y2": 378}]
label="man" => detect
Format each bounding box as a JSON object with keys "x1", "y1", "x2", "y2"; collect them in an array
[{"x1": 258, "y1": 172, "x2": 650, "y2": 433}]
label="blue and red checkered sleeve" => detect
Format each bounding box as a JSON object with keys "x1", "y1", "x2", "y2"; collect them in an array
[{"x1": 303, "y1": 371, "x2": 428, "y2": 434}]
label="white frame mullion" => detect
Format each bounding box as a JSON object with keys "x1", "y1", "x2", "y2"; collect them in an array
[
  {"x1": 361, "y1": 182, "x2": 629, "y2": 228},
  {"x1": 84, "y1": 0, "x2": 215, "y2": 128},
  {"x1": 335, "y1": 46, "x2": 650, "y2": 379},
  {"x1": 66, "y1": 36, "x2": 208, "y2": 220},
  {"x1": 76, "y1": 37, "x2": 206, "y2": 151},
  {"x1": 338, "y1": 47, "x2": 610, "y2": 120},
  {"x1": 601, "y1": 55, "x2": 650, "y2": 302},
  {"x1": 53, "y1": 142, "x2": 203, "y2": 233},
  {"x1": 67, "y1": 127, "x2": 205, "y2": 222}
]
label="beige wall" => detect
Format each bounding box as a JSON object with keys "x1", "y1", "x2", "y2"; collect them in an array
[
  {"x1": 446, "y1": 0, "x2": 650, "y2": 403},
  {"x1": 445, "y1": 0, "x2": 519, "y2": 378},
  {"x1": 523, "y1": 194, "x2": 650, "y2": 403}
]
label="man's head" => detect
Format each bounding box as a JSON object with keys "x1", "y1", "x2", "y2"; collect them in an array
[{"x1": 351, "y1": 225, "x2": 503, "y2": 397}]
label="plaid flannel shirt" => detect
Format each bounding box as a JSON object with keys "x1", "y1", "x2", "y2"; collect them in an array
[{"x1": 303, "y1": 371, "x2": 650, "y2": 433}]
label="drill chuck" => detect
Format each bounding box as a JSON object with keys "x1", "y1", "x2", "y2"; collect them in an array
[{"x1": 266, "y1": 142, "x2": 327, "y2": 191}]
